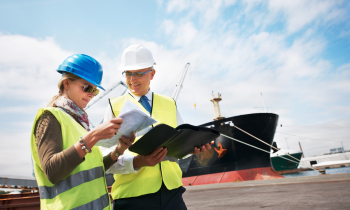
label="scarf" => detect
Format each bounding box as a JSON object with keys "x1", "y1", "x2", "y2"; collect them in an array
[{"x1": 54, "y1": 96, "x2": 90, "y2": 131}]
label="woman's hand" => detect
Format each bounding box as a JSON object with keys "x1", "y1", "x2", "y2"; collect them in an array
[
  {"x1": 75, "y1": 118, "x2": 123, "y2": 158},
  {"x1": 88, "y1": 118, "x2": 123, "y2": 141},
  {"x1": 83, "y1": 118, "x2": 123, "y2": 148}
]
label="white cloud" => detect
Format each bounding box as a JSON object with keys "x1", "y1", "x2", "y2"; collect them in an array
[
  {"x1": 0, "y1": 105, "x2": 39, "y2": 114},
  {"x1": 175, "y1": 22, "x2": 198, "y2": 45},
  {"x1": 0, "y1": 34, "x2": 124, "y2": 177},
  {"x1": 339, "y1": 30, "x2": 350, "y2": 39},
  {"x1": 267, "y1": 0, "x2": 346, "y2": 33},
  {"x1": 162, "y1": 20, "x2": 200, "y2": 46},
  {"x1": 0, "y1": 34, "x2": 72, "y2": 101},
  {"x1": 163, "y1": 19, "x2": 175, "y2": 35},
  {"x1": 337, "y1": 62, "x2": 350, "y2": 73},
  {"x1": 0, "y1": 33, "x2": 123, "y2": 114},
  {"x1": 275, "y1": 118, "x2": 350, "y2": 157},
  {"x1": 167, "y1": 0, "x2": 189, "y2": 13},
  {"x1": 0, "y1": 132, "x2": 33, "y2": 177},
  {"x1": 157, "y1": 0, "x2": 350, "y2": 158},
  {"x1": 1, "y1": 0, "x2": 350, "y2": 177},
  {"x1": 167, "y1": 0, "x2": 237, "y2": 24}
]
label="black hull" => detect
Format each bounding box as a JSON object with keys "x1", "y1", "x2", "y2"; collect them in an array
[{"x1": 179, "y1": 113, "x2": 279, "y2": 177}]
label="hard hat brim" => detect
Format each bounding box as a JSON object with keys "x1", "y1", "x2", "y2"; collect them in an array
[
  {"x1": 57, "y1": 70, "x2": 105, "y2": 91},
  {"x1": 119, "y1": 61, "x2": 156, "y2": 71}
]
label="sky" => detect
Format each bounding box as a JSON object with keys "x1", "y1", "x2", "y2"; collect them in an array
[{"x1": 0, "y1": 0, "x2": 349, "y2": 178}]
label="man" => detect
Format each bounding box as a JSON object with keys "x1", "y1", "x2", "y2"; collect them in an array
[{"x1": 104, "y1": 44, "x2": 212, "y2": 210}]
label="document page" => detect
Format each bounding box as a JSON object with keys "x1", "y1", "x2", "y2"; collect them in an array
[{"x1": 96, "y1": 100, "x2": 157, "y2": 148}]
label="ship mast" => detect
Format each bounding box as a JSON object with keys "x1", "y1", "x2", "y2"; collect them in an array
[
  {"x1": 211, "y1": 92, "x2": 225, "y2": 121},
  {"x1": 298, "y1": 142, "x2": 305, "y2": 158}
]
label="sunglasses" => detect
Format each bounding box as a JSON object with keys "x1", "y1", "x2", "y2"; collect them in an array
[
  {"x1": 122, "y1": 68, "x2": 153, "y2": 78},
  {"x1": 73, "y1": 80, "x2": 100, "y2": 96}
]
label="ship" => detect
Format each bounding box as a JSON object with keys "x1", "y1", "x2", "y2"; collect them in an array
[
  {"x1": 270, "y1": 149, "x2": 303, "y2": 171},
  {"x1": 179, "y1": 93, "x2": 283, "y2": 186},
  {"x1": 300, "y1": 150, "x2": 350, "y2": 170}
]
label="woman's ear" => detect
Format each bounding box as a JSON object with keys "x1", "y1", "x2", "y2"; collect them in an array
[{"x1": 62, "y1": 79, "x2": 70, "y2": 90}]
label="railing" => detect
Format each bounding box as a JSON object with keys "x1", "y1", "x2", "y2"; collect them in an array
[{"x1": 254, "y1": 107, "x2": 276, "y2": 113}]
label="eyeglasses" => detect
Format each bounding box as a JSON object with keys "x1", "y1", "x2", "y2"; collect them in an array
[
  {"x1": 122, "y1": 68, "x2": 153, "y2": 78},
  {"x1": 73, "y1": 80, "x2": 100, "y2": 96}
]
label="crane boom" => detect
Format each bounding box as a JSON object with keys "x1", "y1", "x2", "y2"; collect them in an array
[
  {"x1": 85, "y1": 81, "x2": 128, "y2": 110},
  {"x1": 172, "y1": 63, "x2": 190, "y2": 101}
]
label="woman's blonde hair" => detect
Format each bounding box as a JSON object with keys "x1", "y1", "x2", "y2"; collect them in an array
[{"x1": 46, "y1": 73, "x2": 82, "y2": 107}]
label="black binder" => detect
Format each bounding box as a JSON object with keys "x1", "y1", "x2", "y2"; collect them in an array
[{"x1": 129, "y1": 124, "x2": 220, "y2": 159}]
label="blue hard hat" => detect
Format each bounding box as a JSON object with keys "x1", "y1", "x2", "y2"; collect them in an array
[{"x1": 57, "y1": 54, "x2": 105, "y2": 90}]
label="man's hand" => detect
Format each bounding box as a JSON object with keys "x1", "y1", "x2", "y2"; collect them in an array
[
  {"x1": 110, "y1": 132, "x2": 136, "y2": 161},
  {"x1": 191, "y1": 140, "x2": 215, "y2": 155},
  {"x1": 117, "y1": 132, "x2": 136, "y2": 154},
  {"x1": 133, "y1": 147, "x2": 168, "y2": 168}
]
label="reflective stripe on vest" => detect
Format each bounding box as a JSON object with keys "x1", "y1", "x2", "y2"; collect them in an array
[
  {"x1": 72, "y1": 193, "x2": 109, "y2": 210},
  {"x1": 110, "y1": 93, "x2": 183, "y2": 199},
  {"x1": 39, "y1": 166, "x2": 104, "y2": 199},
  {"x1": 30, "y1": 108, "x2": 111, "y2": 210}
]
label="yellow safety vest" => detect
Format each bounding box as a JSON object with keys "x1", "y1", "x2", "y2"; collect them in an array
[
  {"x1": 30, "y1": 107, "x2": 111, "y2": 210},
  {"x1": 110, "y1": 93, "x2": 183, "y2": 199}
]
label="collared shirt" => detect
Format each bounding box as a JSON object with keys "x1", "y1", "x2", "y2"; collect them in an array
[{"x1": 101, "y1": 89, "x2": 184, "y2": 174}]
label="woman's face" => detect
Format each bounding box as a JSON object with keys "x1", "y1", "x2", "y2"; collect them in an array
[{"x1": 62, "y1": 78, "x2": 96, "y2": 109}]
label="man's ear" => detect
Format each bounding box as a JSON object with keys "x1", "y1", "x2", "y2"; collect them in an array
[{"x1": 150, "y1": 69, "x2": 156, "y2": 80}]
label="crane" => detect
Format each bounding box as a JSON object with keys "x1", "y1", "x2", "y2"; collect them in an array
[
  {"x1": 172, "y1": 63, "x2": 190, "y2": 102},
  {"x1": 85, "y1": 81, "x2": 128, "y2": 111},
  {"x1": 85, "y1": 81, "x2": 128, "y2": 128}
]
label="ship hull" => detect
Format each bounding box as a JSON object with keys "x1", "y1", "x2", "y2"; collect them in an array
[{"x1": 179, "y1": 113, "x2": 283, "y2": 185}]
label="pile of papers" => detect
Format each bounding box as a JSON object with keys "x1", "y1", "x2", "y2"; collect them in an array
[{"x1": 96, "y1": 100, "x2": 156, "y2": 148}]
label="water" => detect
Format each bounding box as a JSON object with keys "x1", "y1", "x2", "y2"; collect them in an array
[{"x1": 283, "y1": 167, "x2": 350, "y2": 178}]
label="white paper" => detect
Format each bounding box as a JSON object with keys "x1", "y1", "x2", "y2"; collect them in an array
[{"x1": 95, "y1": 100, "x2": 157, "y2": 148}]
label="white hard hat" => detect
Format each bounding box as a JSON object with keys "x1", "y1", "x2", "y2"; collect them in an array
[{"x1": 119, "y1": 44, "x2": 156, "y2": 71}]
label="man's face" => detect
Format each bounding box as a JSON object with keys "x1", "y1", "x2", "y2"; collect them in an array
[{"x1": 125, "y1": 67, "x2": 155, "y2": 97}]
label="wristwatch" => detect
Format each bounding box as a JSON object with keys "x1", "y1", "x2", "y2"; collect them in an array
[{"x1": 114, "y1": 145, "x2": 124, "y2": 157}]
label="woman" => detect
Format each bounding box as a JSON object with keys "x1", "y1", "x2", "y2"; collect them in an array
[{"x1": 30, "y1": 54, "x2": 134, "y2": 210}]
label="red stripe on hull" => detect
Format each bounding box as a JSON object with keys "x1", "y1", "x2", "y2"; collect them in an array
[{"x1": 182, "y1": 167, "x2": 284, "y2": 186}]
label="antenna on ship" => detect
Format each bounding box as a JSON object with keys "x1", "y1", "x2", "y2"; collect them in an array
[
  {"x1": 211, "y1": 91, "x2": 225, "y2": 121},
  {"x1": 260, "y1": 92, "x2": 267, "y2": 113}
]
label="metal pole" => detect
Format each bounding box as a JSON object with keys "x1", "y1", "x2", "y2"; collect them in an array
[{"x1": 260, "y1": 92, "x2": 267, "y2": 113}]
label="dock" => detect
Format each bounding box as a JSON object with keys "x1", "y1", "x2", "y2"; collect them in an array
[
  {"x1": 1, "y1": 173, "x2": 349, "y2": 209},
  {"x1": 313, "y1": 160, "x2": 350, "y2": 170},
  {"x1": 183, "y1": 173, "x2": 350, "y2": 210}
]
